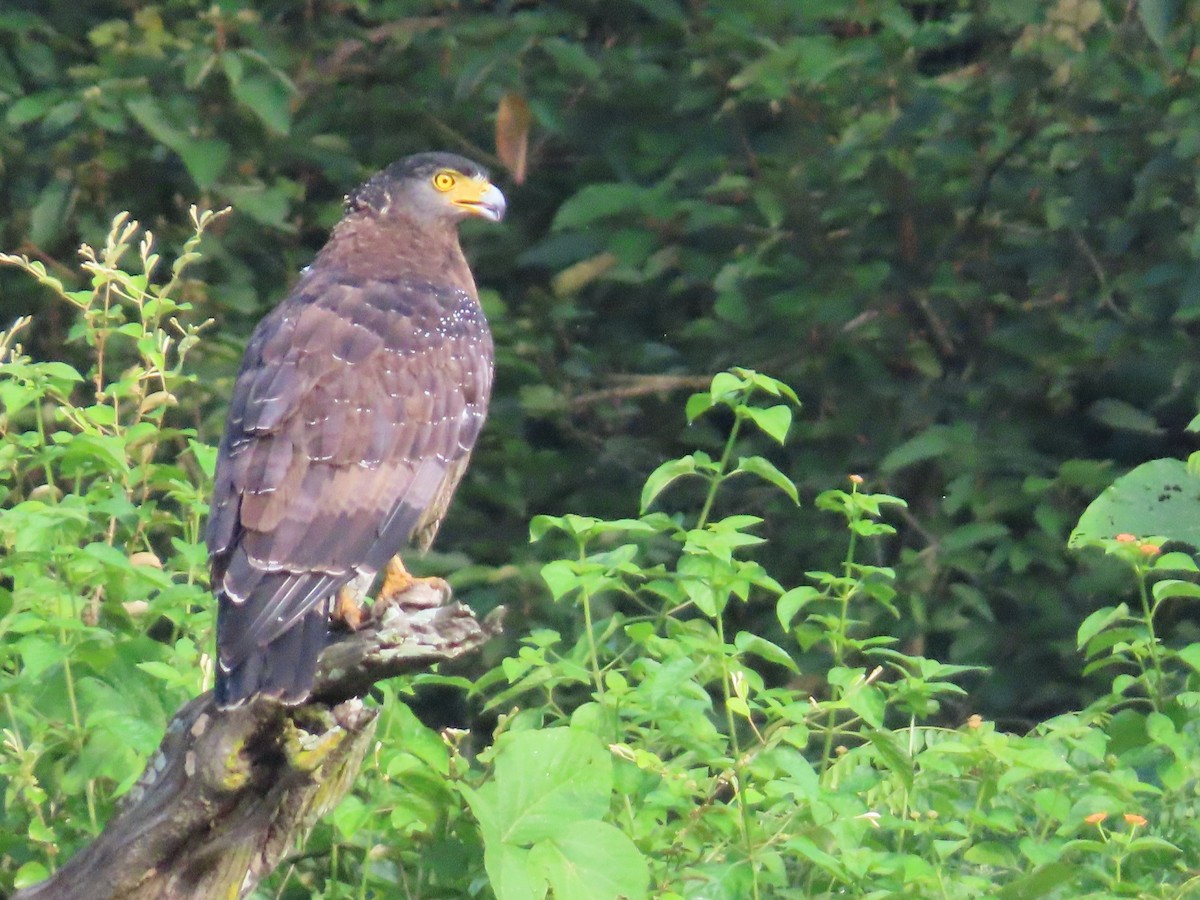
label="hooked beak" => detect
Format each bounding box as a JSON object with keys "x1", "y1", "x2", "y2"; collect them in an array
[{"x1": 452, "y1": 180, "x2": 506, "y2": 223}]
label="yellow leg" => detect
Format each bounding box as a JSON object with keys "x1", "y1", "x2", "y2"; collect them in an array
[
  {"x1": 377, "y1": 555, "x2": 451, "y2": 608},
  {"x1": 332, "y1": 584, "x2": 365, "y2": 630},
  {"x1": 378, "y1": 555, "x2": 417, "y2": 601}
]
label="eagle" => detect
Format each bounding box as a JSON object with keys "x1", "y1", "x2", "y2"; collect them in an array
[{"x1": 205, "y1": 152, "x2": 505, "y2": 707}]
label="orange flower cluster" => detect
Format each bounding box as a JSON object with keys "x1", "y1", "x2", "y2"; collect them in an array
[{"x1": 1113, "y1": 534, "x2": 1161, "y2": 556}]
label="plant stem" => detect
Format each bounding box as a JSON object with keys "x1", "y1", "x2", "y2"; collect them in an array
[
  {"x1": 697, "y1": 407, "x2": 760, "y2": 900},
  {"x1": 581, "y1": 587, "x2": 606, "y2": 703},
  {"x1": 821, "y1": 505, "x2": 860, "y2": 775},
  {"x1": 697, "y1": 413, "x2": 742, "y2": 529},
  {"x1": 1136, "y1": 572, "x2": 1163, "y2": 711}
]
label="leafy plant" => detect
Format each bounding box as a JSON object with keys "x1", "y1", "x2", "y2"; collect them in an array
[
  {"x1": 9, "y1": 208, "x2": 1200, "y2": 899},
  {"x1": 0, "y1": 209, "x2": 221, "y2": 889}
]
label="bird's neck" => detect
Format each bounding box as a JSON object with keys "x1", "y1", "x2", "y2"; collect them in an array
[{"x1": 315, "y1": 212, "x2": 476, "y2": 293}]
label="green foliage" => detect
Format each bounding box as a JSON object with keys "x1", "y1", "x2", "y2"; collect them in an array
[
  {"x1": 0, "y1": 210, "x2": 220, "y2": 886},
  {"x1": 5, "y1": 1, "x2": 1200, "y2": 722},
  {"x1": 7, "y1": 221, "x2": 1200, "y2": 897},
  {"x1": 6, "y1": 2, "x2": 1200, "y2": 896}
]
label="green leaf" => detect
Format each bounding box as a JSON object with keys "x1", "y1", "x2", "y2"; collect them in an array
[
  {"x1": 540, "y1": 560, "x2": 579, "y2": 601},
  {"x1": 685, "y1": 391, "x2": 714, "y2": 423},
  {"x1": 187, "y1": 438, "x2": 218, "y2": 478},
  {"x1": 710, "y1": 370, "x2": 747, "y2": 400},
  {"x1": 486, "y1": 844, "x2": 547, "y2": 900},
  {"x1": 231, "y1": 74, "x2": 292, "y2": 134},
  {"x1": 845, "y1": 683, "x2": 885, "y2": 728},
  {"x1": 992, "y1": 862, "x2": 1078, "y2": 899},
  {"x1": 18, "y1": 636, "x2": 66, "y2": 679},
  {"x1": 177, "y1": 139, "x2": 230, "y2": 189},
  {"x1": 640, "y1": 455, "x2": 697, "y2": 512},
  {"x1": 1088, "y1": 398, "x2": 1164, "y2": 435},
  {"x1": 1152, "y1": 579, "x2": 1200, "y2": 602},
  {"x1": 30, "y1": 177, "x2": 73, "y2": 246},
  {"x1": 492, "y1": 728, "x2": 612, "y2": 845},
  {"x1": 552, "y1": 183, "x2": 657, "y2": 230},
  {"x1": 1076, "y1": 604, "x2": 1129, "y2": 650},
  {"x1": 939, "y1": 522, "x2": 1009, "y2": 554},
  {"x1": 14, "y1": 861, "x2": 49, "y2": 890},
  {"x1": 125, "y1": 95, "x2": 229, "y2": 187},
  {"x1": 1137, "y1": 0, "x2": 1175, "y2": 47},
  {"x1": 734, "y1": 631, "x2": 798, "y2": 672},
  {"x1": 866, "y1": 730, "x2": 914, "y2": 792},
  {"x1": 735, "y1": 455, "x2": 798, "y2": 503},
  {"x1": 743, "y1": 405, "x2": 792, "y2": 444},
  {"x1": 1154, "y1": 551, "x2": 1198, "y2": 572},
  {"x1": 777, "y1": 585, "x2": 821, "y2": 629},
  {"x1": 1071, "y1": 459, "x2": 1200, "y2": 550},
  {"x1": 136, "y1": 661, "x2": 183, "y2": 682},
  {"x1": 879, "y1": 424, "x2": 968, "y2": 474},
  {"x1": 1176, "y1": 644, "x2": 1200, "y2": 672},
  {"x1": 528, "y1": 821, "x2": 649, "y2": 900},
  {"x1": 677, "y1": 553, "x2": 729, "y2": 617}
]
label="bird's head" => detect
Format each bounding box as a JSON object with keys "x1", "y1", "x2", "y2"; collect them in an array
[{"x1": 347, "y1": 152, "x2": 506, "y2": 225}]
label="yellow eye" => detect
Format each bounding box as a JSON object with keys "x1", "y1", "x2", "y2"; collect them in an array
[{"x1": 432, "y1": 170, "x2": 457, "y2": 192}]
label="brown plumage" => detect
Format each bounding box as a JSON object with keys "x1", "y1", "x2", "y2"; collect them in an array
[{"x1": 206, "y1": 152, "x2": 505, "y2": 707}]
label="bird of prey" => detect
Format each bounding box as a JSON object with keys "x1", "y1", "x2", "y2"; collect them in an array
[{"x1": 205, "y1": 152, "x2": 505, "y2": 707}]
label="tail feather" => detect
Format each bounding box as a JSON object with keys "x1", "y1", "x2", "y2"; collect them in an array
[{"x1": 215, "y1": 604, "x2": 330, "y2": 708}]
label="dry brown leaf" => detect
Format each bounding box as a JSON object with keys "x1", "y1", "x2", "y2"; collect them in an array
[{"x1": 495, "y1": 92, "x2": 531, "y2": 184}]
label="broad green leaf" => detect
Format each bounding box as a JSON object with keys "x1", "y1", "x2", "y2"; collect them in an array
[
  {"x1": 486, "y1": 844, "x2": 547, "y2": 900},
  {"x1": 734, "y1": 631, "x2": 798, "y2": 672},
  {"x1": 1076, "y1": 604, "x2": 1129, "y2": 650},
  {"x1": 552, "y1": 183, "x2": 656, "y2": 230},
  {"x1": 1152, "y1": 579, "x2": 1200, "y2": 602},
  {"x1": 136, "y1": 661, "x2": 183, "y2": 682},
  {"x1": 1137, "y1": 0, "x2": 1174, "y2": 47},
  {"x1": 879, "y1": 424, "x2": 969, "y2": 474},
  {"x1": 845, "y1": 683, "x2": 885, "y2": 728},
  {"x1": 187, "y1": 438, "x2": 218, "y2": 478},
  {"x1": 993, "y1": 863, "x2": 1080, "y2": 899},
  {"x1": 232, "y1": 74, "x2": 293, "y2": 134},
  {"x1": 492, "y1": 728, "x2": 612, "y2": 845},
  {"x1": 777, "y1": 585, "x2": 821, "y2": 629},
  {"x1": 540, "y1": 560, "x2": 579, "y2": 601},
  {"x1": 939, "y1": 522, "x2": 1009, "y2": 554},
  {"x1": 685, "y1": 391, "x2": 714, "y2": 422},
  {"x1": 30, "y1": 177, "x2": 73, "y2": 247},
  {"x1": 640, "y1": 456, "x2": 697, "y2": 512},
  {"x1": 1154, "y1": 551, "x2": 1198, "y2": 572},
  {"x1": 1070, "y1": 459, "x2": 1200, "y2": 550},
  {"x1": 14, "y1": 861, "x2": 49, "y2": 890},
  {"x1": 735, "y1": 455, "x2": 798, "y2": 503},
  {"x1": 677, "y1": 553, "x2": 729, "y2": 617},
  {"x1": 743, "y1": 405, "x2": 791, "y2": 444},
  {"x1": 710, "y1": 370, "x2": 746, "y2": 399},
  {"x1": 177, "y1": 139, "x2": 230, "y2": 189},
  {"x1": 1176, "y1": 644, "x2": 1200, "y2": 672},
  {"x1": 528, "y1": 821, "x2": 649, "y2": 900},
  {"x1": 1087, "y1": 398, "x2": 1164, "y2": 435},
  {"x1": 866, "y1": 730, "x2": 914, "y2": 792}
]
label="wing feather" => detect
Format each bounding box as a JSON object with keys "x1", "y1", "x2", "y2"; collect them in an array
[{"x1": 207, "y1": 273, "x2": 493, "y2": 681}]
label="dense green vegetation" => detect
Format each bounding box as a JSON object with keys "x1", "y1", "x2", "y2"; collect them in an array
[{"x1": 3, "y1": 1, "x2": 1200, "y2": 896}]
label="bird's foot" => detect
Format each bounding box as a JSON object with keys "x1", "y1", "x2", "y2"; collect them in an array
[
  {"x1": 331, "y1": 584, "x2": 367, "y2": 631},
  {"x1": 377, "y1": 555, "x2": 451, "y2": 610}
]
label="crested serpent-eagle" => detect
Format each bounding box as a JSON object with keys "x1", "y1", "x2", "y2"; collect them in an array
[{"x1": 206, "y1": 152, "x2": 505, "y2": 707}]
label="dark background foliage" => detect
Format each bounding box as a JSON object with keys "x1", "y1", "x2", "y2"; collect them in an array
[{"x1": 2, "y1": 0, "x2": 1197, "y2": 723}]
